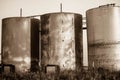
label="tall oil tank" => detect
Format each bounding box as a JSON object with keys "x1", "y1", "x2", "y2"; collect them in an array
[
  {"x1": 41, "y1": 12, "x2": 83, "y2": 72},
  {"x1": 2, "y1": 17, "x2": 39, "y2": 73},
  {"x1": 86, "y1": 4, "x2": 120, "y2": 71}
]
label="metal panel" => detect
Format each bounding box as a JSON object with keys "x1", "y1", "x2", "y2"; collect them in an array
[
  {"x1": 2, "y1": 17, "x2": 39, "y2": 73},
  {"x1": 41, "y1": 12, "x2": 83, "y2": 71},
  {"x1": 86, "y1": 5, "x2": 120, "y2": 71}
]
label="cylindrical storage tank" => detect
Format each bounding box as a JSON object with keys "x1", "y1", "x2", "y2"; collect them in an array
[
  {"x1": 86, "y1": 5, "x2": 120, "y2": 71},
  {"x1": 41, "y1": 12, "x2": 83, "y2": 72},
  {"x1": 2, "y1": 17, "x2": 39, "y2": 73}
]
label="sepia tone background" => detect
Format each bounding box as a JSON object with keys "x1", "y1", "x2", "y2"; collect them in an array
[{"x1": 0, "y1": 0, "x2": 120, "y2": 67}]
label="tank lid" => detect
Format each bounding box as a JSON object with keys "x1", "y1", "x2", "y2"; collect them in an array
[
  {"x1": 2, "y1": 17, "x2": 38, "y2": 21},
  {"x1": 99, "y1": 3, "x2": 116, "y2": 8},
  {"x1": 41, "y1": 12, "x2": 82, "y2": 16},
  {"x1": 86, "y1": 3, "x2": 120, "y2": 13}
]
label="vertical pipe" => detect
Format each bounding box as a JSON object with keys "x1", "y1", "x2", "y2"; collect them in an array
[
  {"x1": 60, "y1": 3, "x2": 62, "y2": 12},
  {"x1": 20, "y1": 8, "x2": 22, "y2": 17}
]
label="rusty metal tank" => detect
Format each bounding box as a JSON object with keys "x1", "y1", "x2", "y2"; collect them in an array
[
  {"x1": 2, "y1": 17, "x2": 39, "y2": 73},
  {"x1": 41, "y1": 12, "x2": 83, "y2": 72},
  {"x1": 86, "y1": 4, "x2": 120, "y2": 71}
]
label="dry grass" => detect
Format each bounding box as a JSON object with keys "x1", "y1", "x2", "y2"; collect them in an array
[{"x1": 1, "y1": 68, "x2": 120, "y2": 80}]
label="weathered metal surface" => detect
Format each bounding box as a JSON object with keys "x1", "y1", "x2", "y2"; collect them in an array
[
  {"x1": 41, "y1": 12, "x2": 83, "y2": 71},
  {"x1": 86, "y1": 5, "x2": 120, "y2": 71},
  {"x1": 2, "y1": 17, "x2": 39, "y2": 73}
]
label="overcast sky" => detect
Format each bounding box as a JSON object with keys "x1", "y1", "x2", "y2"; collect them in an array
[{"x1": 0, "y1": 0, "x2": 120, "y2": 65}]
